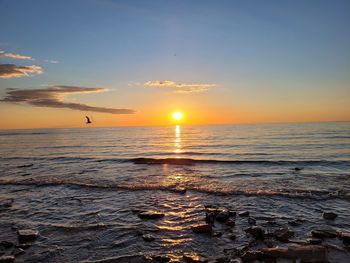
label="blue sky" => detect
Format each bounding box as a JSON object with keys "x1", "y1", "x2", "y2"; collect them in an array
[{"x1": 0, "y1": 0, "x2": 349, "y2": 128}]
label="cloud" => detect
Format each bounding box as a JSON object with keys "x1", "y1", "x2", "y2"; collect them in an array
[
  {"x1": 144, "y1": 80, "x2": 216, "y2": 93},
  {"x1": 44, "y1": 59, "x2": 58, "y2": 64},
  {"x1": 0, "y1": 64, "x2": 43, "y2": 78},
  {"x1": 0, "y1": 51, "x2": 33, "y2": 60},
  {"x1": 0, "y1": 86, "x2": 135, "y2": 114}
]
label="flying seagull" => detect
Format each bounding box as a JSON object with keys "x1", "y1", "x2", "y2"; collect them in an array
[{"x1": 85, "y1": 116, "x2": 92, "y2": 124}]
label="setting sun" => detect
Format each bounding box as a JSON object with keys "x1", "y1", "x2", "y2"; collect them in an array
[{"x1": 172, "y1": 111, "x2": 183, "y2": 121}]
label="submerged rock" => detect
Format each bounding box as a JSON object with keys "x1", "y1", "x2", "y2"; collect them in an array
[
  {"x1": 205, "y1": 212, "x2": 215, "y2": 226},
  {"x1": 191, "y1": 224, "x2": 212, "y2": 234},
  {"x1": 0, "y1": 256, "x2": 15, "y2": 263},
  {"x1": 336, "y1": 230, "x2": 350, "y2": 245},
  {"x1": 288, "y1": 219, "x2": 304, "y2": 226},
  {"x1": 240, "y1": 250, "x2": 263, "y2": 262},
  {"x1": 307, "y1": 238, "x2": 322, "y2": 245},
  {"x1": 216, "y1": 211, "x2": 230, "y2": 222},
  {"x1": 262, "y1": 245, "x2": 327, "y2": 263},
  {"x1": 228, "y1": 210, "x2": 237, "y2": 217},
  {"x1": 0, "y1": 241, "x2": 14, "y2": 249},
  {"x1": 138, "y1": 211, "x2": 165, "y2": 220},
  {"x1": 311, "y1": 229, "x2": 337, "y2": 239},
  {"x1": 153, "y1": 255, "x2": 171, "y2": 262},
  {"x1": 142, "y1": 234, "x2": 155, "y2": 242},
  {"x1": 323, "y1": 211, "x2": 337, "y2": 220},
  {"x1": 245, "y1": 226, "x2": 264, "y2": 239},
  {"x1": 225, "y1": 219, "x2": 236, "y2": 227},
  {"x1": 248, "y1": 217, "x2": 256, "y2": 225},
  {"x1": 183, "y1": 252, "x2": 208, "y2": 263},
  {"x1": 17, "y1": 229, "x2": 39, "y2": 243},
  {"x1": 273, "y1": 228, "x2": 294, "y2": 242},
  {"x1": 11, "y1": 247, "x2": 24, "y2": 256},
  {"x1": 238, "y1": 211, "x2": 249, "y2": 217}
]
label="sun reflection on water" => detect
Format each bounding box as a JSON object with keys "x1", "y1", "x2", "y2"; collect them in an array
[{"x1": 174, "y1": 125, "x2": 182, "y2": 155}]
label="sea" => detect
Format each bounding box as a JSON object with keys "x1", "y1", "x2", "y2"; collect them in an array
[{"x1": 0, "y1": 122, "x2": 349, "y2": 262}]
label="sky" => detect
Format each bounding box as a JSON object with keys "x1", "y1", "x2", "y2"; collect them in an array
[{"x1": 0, "y1": 0, "x2": 349, "y2": 129}]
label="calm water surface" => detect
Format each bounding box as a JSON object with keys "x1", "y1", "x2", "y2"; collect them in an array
[{"x1": 0, "y1": 122, "x2": 349, "y2": 262}]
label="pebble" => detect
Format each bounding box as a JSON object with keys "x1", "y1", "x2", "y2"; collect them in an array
[{"x1": 138, "y1": 211, "x2": 165, "y2": 220}]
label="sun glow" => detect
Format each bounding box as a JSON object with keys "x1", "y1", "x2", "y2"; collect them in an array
[{"x1": 172, "y1": 111, "x2": 183, "y2": 121}]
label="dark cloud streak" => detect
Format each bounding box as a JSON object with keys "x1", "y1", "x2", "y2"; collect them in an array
[{"x1": 1, "y1": 86, "x2": 135, "y2": 114}]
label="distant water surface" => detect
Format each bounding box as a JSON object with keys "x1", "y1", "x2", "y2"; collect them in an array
[{"x1": 0, "y1": 122, "x2": 349, "y2": 262}]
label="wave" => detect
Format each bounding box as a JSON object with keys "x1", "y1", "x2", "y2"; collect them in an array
[
  {"x1": 129, "y1": 157, "x2": 350, "y2": 166},
  {"x1": 0, "y1": 132, "x2": 49, "y2": 136},
  {"x1": 1, "y1": 179, "x2": 349, "y2": 201}
]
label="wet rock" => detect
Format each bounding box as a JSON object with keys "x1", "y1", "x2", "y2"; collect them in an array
[
  {"x1": 239, "y1": 211, "x2": 249, "y2": 217},
  {"x1": 0, "y1": 241, "x2": 14, "y2": 249},
  {"x1": 311, "y1": 229, "x2": 337, "y2": 239},
  {"x1": 17, "y1": 229, "x2": 39, "y2": 243},
  {"x1": 230, "y1": 259, "x2": 243, "y2": 263},
  {"x1": 336, "y1": 230, "x2": 350, "y2": 245},
  {"x1": 240, "y1": 250, "x2": 263, "y2": 262},
  {"x1": 173, "y1": 187, "x2": 186, "y2": 194},
  {"x1": 183, "y1": 252, "x2": 208, "y2": 263},
  {"x1": 142, "y1": 234, "x2": 155, "y2": 242},
  {"x1": 273, "y1": 228, "x2": 294, "y2": 242},
  {"x1": 245, "y1": 226, "x2": 265, "y2": 239},
  {"x1": 216, "y1": 211, "x2": 230, "y2": 222},
  {"x1": 0, "y1": 199, "x2": 13, "y2": 209},
  {"x1": 228, "y1": 210, "x2": 237, "y2": 217},
  {"x1": 213, "y1": 231, "x2": 222, "y2": 237},
  {"x1": 82, "y1": 255, "x2": 149, "y2": 263},
  {"x1": 11, "y1": 247, "x2": 24, "y2": 256},
  {"x1": 288, "y1": 219, "x2": 303, "y2": 226},
  {"x1": 262, "y1": 245, "x2": 327, "y2": 263},
  {"x1": 323, "y1": 211, "x2": 337, "y2": 220},
  {"x1": 225, "y1": 219, "x2": 236, "y2": 227},
  {"x1": 248, "y1": 217, "x2": 256, "y2": 225},
  {"x1": 229, "y1": 234, "x2": 236, "y2": 240},
  {"x1": 0, "y1": 256, "x2": 14, "y2": 263},
  {"x1": 294, "y1": 167, "x2": 303, "y2": 171},
  {"x1": 307, "y1": 238, "x2": 322, "y2": 245},
  {"x1": 191, "y1": 224, "x2": 213, "y2": 234},
  {"x1": 138, "y1": 211, "x2": 165, "y2": 220},
  {"x1": 205, "y1": 212, "x2": 215, "y2": 226},
  {"x1": 153, "y1": 255, "x2": 171, "y2": 262},
  {"x1": 0, "y1": 256, "x2": 13, "y2": 263}
]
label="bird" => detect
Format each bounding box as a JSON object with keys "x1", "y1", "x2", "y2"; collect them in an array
[{"x1": 85, "y1": 116, "x2": 92, "y2": 124}]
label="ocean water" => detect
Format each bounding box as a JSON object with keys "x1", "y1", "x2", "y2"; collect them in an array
[{"x1": 0, "y1": 122, "x2": 349, "y2": 262}]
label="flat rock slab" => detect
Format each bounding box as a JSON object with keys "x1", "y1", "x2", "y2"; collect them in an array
[
  {"x1": 17, "y1": 229, "x2": 39, "y2": 243},
  {"x1": 138, "y1": 211, "x2": 165, "y2": 220},
  {"x1": 311, "y1": 229, "x2": 337, "y2": 239},
  {"x1": 262, "y1": 245, "x2": 327, "y2": 263}
]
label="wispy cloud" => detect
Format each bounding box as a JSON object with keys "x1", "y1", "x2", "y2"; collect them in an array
[
  {"x1": 44, "y1": 59, "x2": 58, "y2": 64},
  {"x1": 0, "y1": 64, "x2": 43, "y2": 78},
  {"x1": 0, "y1": 51, "x2": 33, "y2": 60},
  {"x1": 144, "y1": 80, "x2": 216, "y2": 93},
  {"x1": 0, "y1": 86, "x2": 135, "y2": 114}
]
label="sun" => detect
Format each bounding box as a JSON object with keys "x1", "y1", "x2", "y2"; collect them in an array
[{"x1": 172, "y1": 111, "x2": 183, "y2": 121}]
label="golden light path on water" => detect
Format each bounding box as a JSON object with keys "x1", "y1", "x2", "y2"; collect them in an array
[{"x1": 174, "y1": 125, "x2": 182, "y2": 155}]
